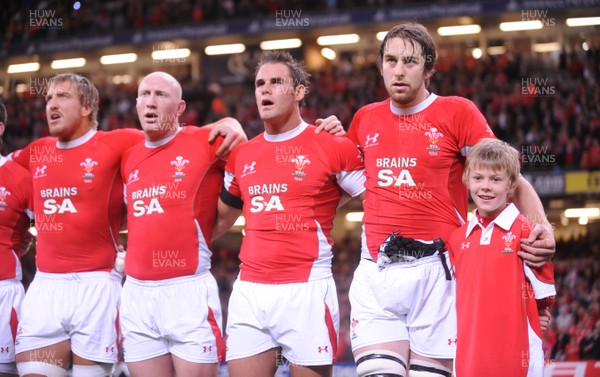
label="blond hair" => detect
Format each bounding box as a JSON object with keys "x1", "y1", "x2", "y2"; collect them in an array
[
  {"x1": 463, "y1": 138, "x2": 521, "y2": 188},
  {"x1": 48, "y1": 73, "x2": 99, "y2": 129}
]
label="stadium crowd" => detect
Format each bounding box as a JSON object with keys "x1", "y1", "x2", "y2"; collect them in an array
[
  {"x1": 545, "y1": 233, "x2": 600, "y2": 361},
  {"x1": 1, "y1": 0, "x2": 468, "y2": 47},
  {"x1": 2, "y1": 46, "x2": 599, "y2": 169}
]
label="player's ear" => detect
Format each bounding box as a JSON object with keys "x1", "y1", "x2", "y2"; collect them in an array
[
  {"x1": 80, "y1": 105, "x2": 92, "y2": 118},
  {"x1": 508, "y1": 180, "x2": 519, "y2": 197},
  {"x1": 424, "y1": 68, "x2": 434, "y2": 83},
  {"x1": 177, "y1": 100, "x2": 186, "y2": 116},
  {"x1": 294, "y1": 85, "x2": 306, "y2": 102}
]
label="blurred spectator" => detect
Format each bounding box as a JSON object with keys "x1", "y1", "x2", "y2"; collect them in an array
[
  {"x1": 580, "y1": 320, "x2": 600, "y2": 360},
  {"x1": 581, "y1": 137, "x2": 600, "y2": 169}
]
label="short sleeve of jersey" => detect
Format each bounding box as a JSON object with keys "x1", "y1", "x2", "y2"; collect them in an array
[
  {"x1": 204, "y1": 128, "x2": 226, "y2": 171},
  {"x1": 347, "y1": 106, "x2": 365, "y2": 148},
  {"x1": 12, "y1": 170, "x2": 33, "y2": 256},
  {"x1": 9, "y1": 143, "x2": 33, "y2": 168},
  {"x1": 450, "y1": 97, "x2": 496, "y2": 152},
  {"x1": 221, "y1": 145, "x2": 243, "y2": 209},
  {"x1": 322, "y1": 134, "x2": 365, "y2": 197},
  {"x1": 13, "y1": 164, "x2": 33, "y2": 211}
]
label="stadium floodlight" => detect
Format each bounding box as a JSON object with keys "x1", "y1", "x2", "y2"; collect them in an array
[
  {"x1": 376, "y1": 31, "x2": 387, "y2": 41},
  {"x1": 582, "y1": 42, "x2": 590, "y2": 51},
  {"x1": 471, "y1": 48, "x2": 483, "y2": 59},
  {"x1": 51, "y1": 58, "x2": 86, "y2": 69},
  {"x1": 566, "y1": 17, "x2": 600, "y2": 27},
  {"x1": 152, "y1": 48, "x2": 191, "y2": 59},
  {"x1": 204, "y1": 44, "x2": 245, "y2": 56},
  {"x1": 7, "y1": 62, "x2": 40, "y2": 74},
  {"x1": 499, "y1": 20, "x2": 543, "y2": 32},
  {"x1": 321, "y1": 48, "x2": 336, "y2": 60},
  {"x1": 100, "y1": 53, "x2": 137, "y2": 65},
  {"x1": 112, "y1": 75, "x2": 132, "y2": 85},
  {"x1": 532, "y1": 42, "x2": 560, "y2": 53},
  {"x1": 260, "y1": 38, "x2": 302, "y2": 50},
  {"x1": 487, "y1": 46, "x2": 506, "y2": 55},
  {"x1": 316, "y1": 34, "x2": 359, "y2": 46},
  {"x1": 437, "y1": 24, "x2": 481, "y2": 36},
  {"x1": 564, "y1": 208, "x2": 600, "y2": 218},
  {"x1": 345, "y1": 212, "x2": 363, "y2": 222}
]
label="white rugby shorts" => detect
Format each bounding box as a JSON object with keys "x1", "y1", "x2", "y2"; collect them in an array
[
  {"x1": 0, "y1": 279, "x2": 23, "y2": 372},
  {"x1": 226, "y1": 276, "x2": 339, "y2": 366},
  {"x1": 120, "y1": 273, "x2": 224, "y2": 363},
  {"x1": 349, "y1": 254, "x2": 456, "y2": 359},
  {"x1": 16, "y1": 271, "x2": 122, "y2": 363}
]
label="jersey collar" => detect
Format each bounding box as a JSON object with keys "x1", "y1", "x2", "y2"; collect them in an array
[
  {"x1": 263, "y1": 121, "x2": 308, "y2": 142},
  {"x1": 0, "y1": 155, "x2": 6, "y2": 167},
  {"x1": 56, "y1": 129, "x2": 96, "y2": 149},
  {"x1": 466, "y1": 203, "x2": 520, "y2": 237},
  {"x1": 389, "y1": 93, "x2": 438, "y2": 116},
  {"x1": 145, "y1": 127, "x2": 182, "y2": 148}
]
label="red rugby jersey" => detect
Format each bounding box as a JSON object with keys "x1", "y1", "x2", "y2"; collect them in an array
[
  {"x1": 222, "y1": 122, "x2": 365, "y2": 284},
  {"x1": 0, "y1": 156, "x2": 32, "y2": 280},
  {"x1": 347, "y1": 95, "x2": 494, "y2": 259},
  {"x1": 12, "y1": 129, "x2": 142, "y2": 272},
  {"x1": 121, "y1": 127, "x2": 224, "y2": 280}
]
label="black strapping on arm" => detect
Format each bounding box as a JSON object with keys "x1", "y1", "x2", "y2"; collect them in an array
[{"x1": 220, "y1": 183, "x2": 243, "y2": 209}]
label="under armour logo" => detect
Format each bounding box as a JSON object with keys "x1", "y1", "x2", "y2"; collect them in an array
[
  {"x1": 317, "y1": 346, "x2": 329, "y2": 353},
  {"x1": 203, "y1": 346, "x2": 212, "y2": 353},
  {"x1": 448, "y1": 338, "x2": 457, "y2": 345},
  {"x1": 34, "y1": 165, "x2": 47, "y2": 178},
  {"x1": 105, "y1": 346, "x2": 115, "y2": 353},
  {"x1": 243, "y1": 162, "x2": 256, "y2": 174},
  {"x1": 128, "y1": 169, "x2": 139, "y2": 184},
  {"x1": 461, "y1": 242, "x2": 470, "y2": 249},
  {"x1": 365, "y1": 133, "x2": 379, "y2": 146},
  {"x1": 0, "y1": 347, "x2": 9, "y2": 353}
]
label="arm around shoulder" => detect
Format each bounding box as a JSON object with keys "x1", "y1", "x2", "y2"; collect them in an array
[
  {"x1": 206, "y1": 117, "x2": 248, "y2": 158},
  {"x1": 514, "y1": 176, "x2": 556, "y2": 267}
]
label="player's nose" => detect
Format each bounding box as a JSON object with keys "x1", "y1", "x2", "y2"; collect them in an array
[{"x1": 394, "y1": 62, "x2": 405, "y2": 76}]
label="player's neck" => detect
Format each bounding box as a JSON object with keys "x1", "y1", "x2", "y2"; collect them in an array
[
  {"x1": 144, "y1": 124, "x2": 180, "y2": 143},
  {"x1": 475, "y1": 206, "x2": 506, "y2": 227},
  {"x1": 392, "y1": 88, "x2": 430, "y2": 110},
  {"x1": 57, "y1": 122, "x2": 94, "y2": 143},
  {"x1": 264, "y1": 113, "x2": 303, "y2": 135}
]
